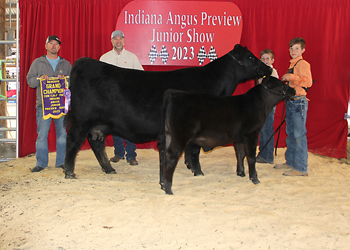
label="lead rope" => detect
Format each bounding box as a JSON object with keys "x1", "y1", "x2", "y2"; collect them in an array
[
  {"x1": 257, "y1": 101, "x2": 287, "y2": 157},
  {"x1": 275, "y1": 100, "x2": 287, "y2": 156}
]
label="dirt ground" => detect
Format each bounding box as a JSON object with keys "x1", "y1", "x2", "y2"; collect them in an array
[{"x1": 1, "y1": 145, "x2": 349, "y2": 250}]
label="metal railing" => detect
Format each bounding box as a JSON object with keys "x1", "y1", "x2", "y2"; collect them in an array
[{"x1": 0, "y1": 0, "x2": 19, "y2": 162}]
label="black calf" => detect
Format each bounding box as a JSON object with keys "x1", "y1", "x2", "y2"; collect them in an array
[{"x1": 159, "y1": 76, "x2": 295, "y2": 194}]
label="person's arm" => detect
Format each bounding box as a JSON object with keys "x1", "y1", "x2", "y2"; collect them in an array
[
  {"x1": 282, "y1": 61, "x2": 312, "y2": 88},
  {"x1": 133, "y1": 54, "x2": 144, "y2": 71},
  {"x1": 58, "y1": 60, "x2": 72, "y2": 78},
  {"x1": 26, "y1": 59, "x2": 41, "y2": 88},
  {"x1": 100, "y1": 52, "x2": 119, "y2": 67},
  {"x1": 56, "y1": 60, "x2": 72, "y2": 87}
]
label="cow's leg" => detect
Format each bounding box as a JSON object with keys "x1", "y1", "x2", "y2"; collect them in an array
[
  {"x1": 233, "y1": 143, "x2": 246, "y2": 177},
  {"x1": 64, "y1": 124, "x2": 89, "y2": 179},
  {"x1": 184, "y1": 142, "x2": 204, "y2": 176},
  {"x1": 87, "y1": 134, "x2": 116, "y2": 174},
  {"x1": 245, "y1": 140, "x2": 260, "y2": 184}
]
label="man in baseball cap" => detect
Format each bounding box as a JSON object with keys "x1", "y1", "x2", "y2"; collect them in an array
[
  {"x1": 111, "y1": 30, "x2": 125, "y2": 39},
  {"x1": 100, "y1": 30, "x2": 143, "y2": 165},
  {"x1": 26, "y1": 34, "x2": 71, "y2": 173},
  {"x1": 46, "y1": 35, "x2": 61, "y2": 44}
]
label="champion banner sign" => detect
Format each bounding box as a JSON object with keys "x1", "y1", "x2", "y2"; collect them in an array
[
  {"x1": 40, "y1": 77, "x2": 70, "y2": 120},
  {"x1": 116, "y1": 1, "x2": 242, "y2": 66}
]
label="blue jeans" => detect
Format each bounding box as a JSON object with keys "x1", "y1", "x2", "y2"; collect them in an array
[
  {"x1": 112, "y1": 136, "x2": 137, "y2": 161},
  {"x1": 36, "y1": 107, "x2": 67, "y2": 168},
  {"x1": 258, "y1": 106, "x2": 276, "y2": 163},
  {"x1": 285, "y1": 97, "x2": 308, "y2": 173}
]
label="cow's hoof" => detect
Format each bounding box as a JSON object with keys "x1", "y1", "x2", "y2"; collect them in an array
[
  {"x1": 190, "y1": 168, "x2": 204, "y2": 176},
  {"x1": 193, "y1": 170, "x2": 204, "y2": 176},
  {"x1": 65, "y1": 173, "x2": 77, "y2": 179},
  {"x1": 237, "y1": 171, "x2": 246, "y2": 177},
  {"x1": 106, "y1": 170, "x2": 117, "y2": 174},
  {"x1": 251, "y1": 178, "x2": 260, "y2": 184},
  {"x1": 161, "y1": 183, "x2": 173, "y2": 195},
  {"x1": 165, "y1": 188, "x2": 173, "y2": 195}
]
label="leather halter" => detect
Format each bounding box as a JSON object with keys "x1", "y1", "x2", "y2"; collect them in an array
[
  {"x1": 260, "y1": 81, "x2": 289, "y2": 97},
  {"x1": 228, "y1": 51, "x2": 262, "y2": 71}
]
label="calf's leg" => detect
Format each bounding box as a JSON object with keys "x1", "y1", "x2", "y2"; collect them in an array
[
  {"x1": 233, "y1": 143, "x2": 246, "y2": 177},
  {"x1": 184, "y1": 142, "x2": 204, "y2": 176},
  {"x1": 162, "y1": 147, "x2": 181, "y2": 195},
  {"x1": 87, "y1": 134, "x2": 116, "y2": 174},
  {"x1": 245, "y1": 141, "x2": 260, "y2": 184},
  {"x1": 162, "y1": 132, "x2": 186, "y2": 195}
]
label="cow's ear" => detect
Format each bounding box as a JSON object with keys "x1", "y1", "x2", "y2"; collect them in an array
[
  {"x1": 233, "y1": 44, "x2": 244, "y2": 58},
  {"x1": 234, "y1": 44, "x2": 243, "y2": 50}
]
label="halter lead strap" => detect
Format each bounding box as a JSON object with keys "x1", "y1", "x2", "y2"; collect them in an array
[
  {"x1": 260, "y1": 82, "x2": 287, "y2": 97},
  {"x1": 227, "y1": 52, "x2": 243, "y2": 65}
]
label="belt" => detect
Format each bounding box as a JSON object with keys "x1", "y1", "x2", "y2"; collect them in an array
[{"x1": 290, "y1": 95, "x2": 306, "y2": 101}]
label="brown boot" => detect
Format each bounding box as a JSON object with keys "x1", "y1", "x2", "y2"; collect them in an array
[
  {"x1": 127, "y1": 158, "x2": 138, "y2": 165},
  {"x1": 274, "y1": 163, "x2": 292, "y2": 170},
  {"x1": 110, "y1": 156, "x2": 123, "y2": 163},
  {"x1": 283, "y1": 169, "x2": 308, "y2": 176},
  {"x1": 256, "y1": 157, "x2": 272, "y2": 164}
]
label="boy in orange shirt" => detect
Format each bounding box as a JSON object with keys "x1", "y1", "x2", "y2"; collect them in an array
[{"x1": 274, "y1": 37, "x2": 313, "y2": 176}]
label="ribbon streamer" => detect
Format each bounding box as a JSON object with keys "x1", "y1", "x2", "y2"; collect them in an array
[{"x1": 63, "y1": 88, "x2": 71, "y2": 113}]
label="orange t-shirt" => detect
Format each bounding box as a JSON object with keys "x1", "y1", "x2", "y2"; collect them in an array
[{"x1": 287, "y1": 56, "x2": 313, "y2": 96}]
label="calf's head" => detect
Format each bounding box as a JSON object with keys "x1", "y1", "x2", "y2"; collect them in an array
[
  {"x1": 261, "y1": 76, "x2": 296, "y2": 100},
  {"x1": 229, "y1": 44, "x2": 272, "y2": 79}
]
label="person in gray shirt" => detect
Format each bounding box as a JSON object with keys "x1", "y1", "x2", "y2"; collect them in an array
[{"x1": 27, "y1": 35, "x2": 72, "y2": 172}]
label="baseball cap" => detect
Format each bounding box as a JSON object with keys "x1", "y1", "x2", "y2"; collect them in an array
[
  {"x1": 111, "y1": 30, "x2": 125, "y2": 39},
  {"x1": 46, "y1": 35, "x2": 61, "y2": 44}
]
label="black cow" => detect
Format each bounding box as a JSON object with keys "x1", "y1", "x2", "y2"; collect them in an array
[
  {"x1": 159, "y1": 76, "x2": 296, "y2": 194},
  {"x1": 64, "y1": 44, "x2": 272, "y2": 179}
]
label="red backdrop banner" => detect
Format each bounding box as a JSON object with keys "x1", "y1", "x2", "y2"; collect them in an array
[
  {"x1": 19, "y1": 0, "x2": 350, "y2": 159},
  {"x1": 116, "y1": 1, "x2": 243, "y2": 66}
]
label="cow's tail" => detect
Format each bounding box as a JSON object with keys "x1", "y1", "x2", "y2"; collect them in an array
[
  {"x1": 160, "y1": 89, "x2": 176, "y2": 147},
  {"x1": 64, "y1": 111, "x2": 73, "y2": 131},
  {"x1": 159, "y1": 90, "x2": 172, "y2": 149},
  {"x1": 158, "y1": 90, "x2": 171, "y2": 188}
]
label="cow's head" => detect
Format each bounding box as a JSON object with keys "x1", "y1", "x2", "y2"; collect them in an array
[
  {"x1": 229, "y1": 44, "x2": 272, "y2": 79},
  {"x1": 261, "y1": 76, "x2": 296, "y2": 100}
]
